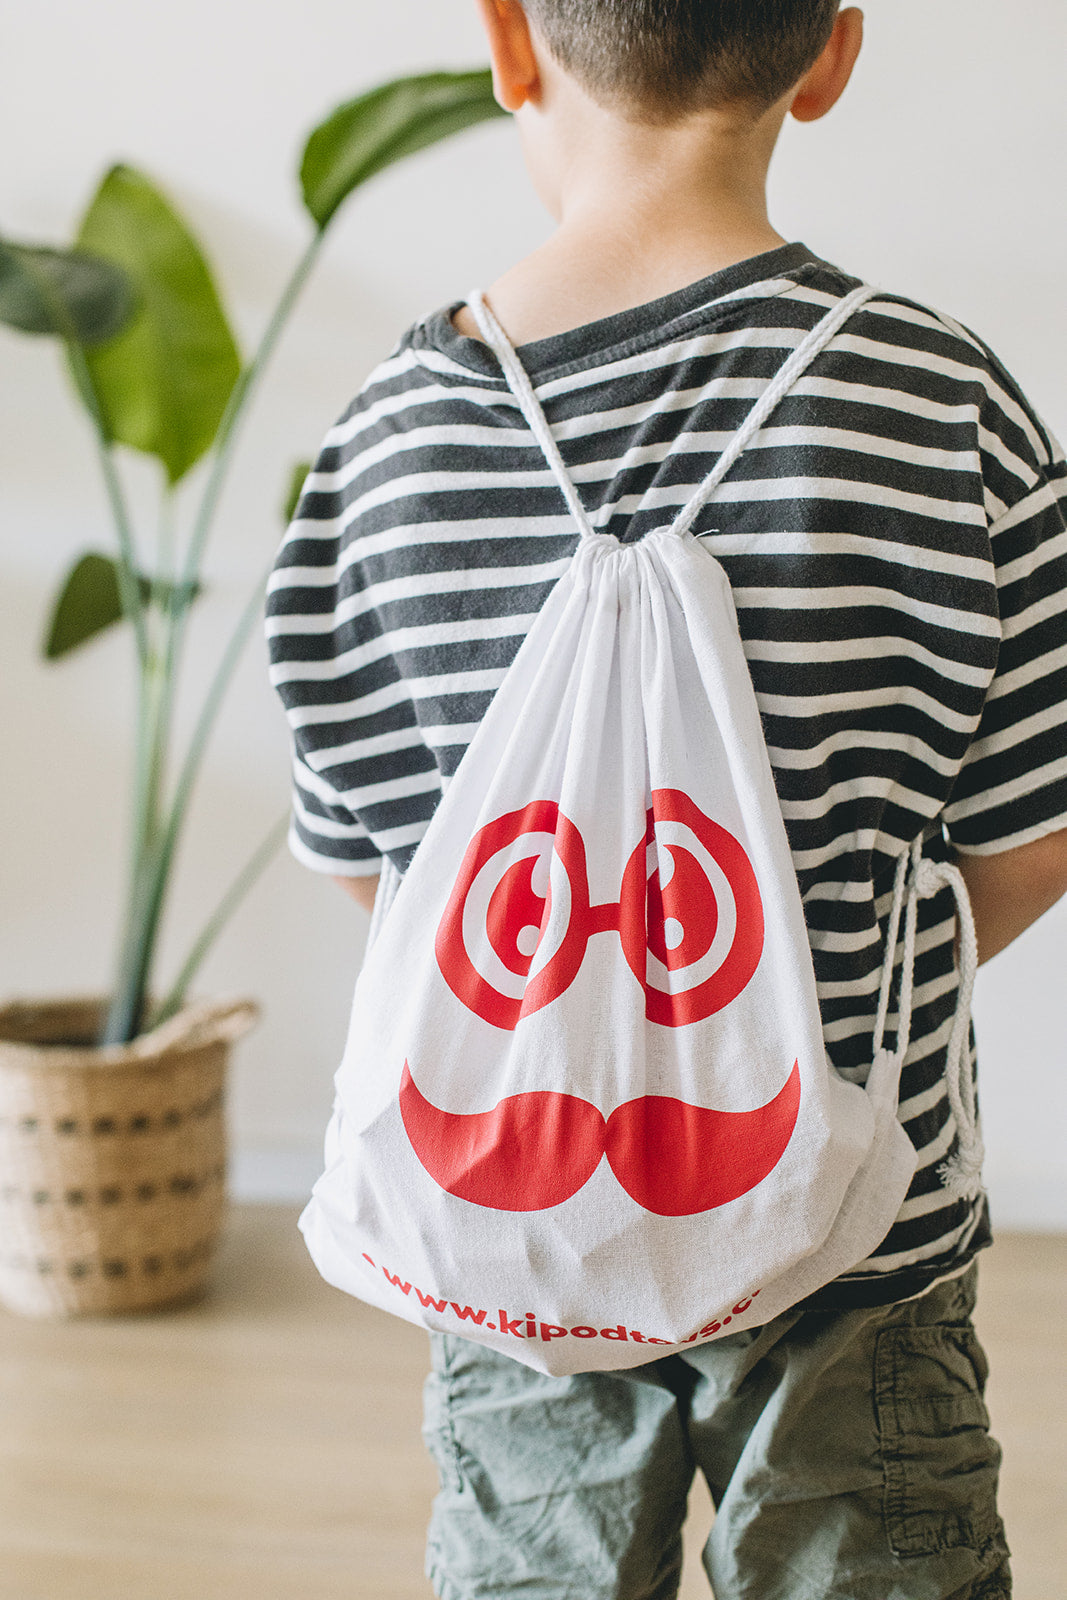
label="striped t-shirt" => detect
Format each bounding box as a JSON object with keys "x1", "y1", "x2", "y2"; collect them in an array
[{"x1": 267, "y1": 244, "x2": 1067, "y2": 1307}]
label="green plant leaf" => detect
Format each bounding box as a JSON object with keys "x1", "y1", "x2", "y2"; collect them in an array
[
  {"x1": 0, "y1": 238, "x2": 136, "y2": 345},
  {"x1": 43, "y1": 550, "x2": 202, "y2": 658},
  {"x1": 74, "y1": 165, "x2": 242, "y2": 484},
  {"x1": 44, "y1": 552, "x2": 125, "y2": 658},
  {"x1": 300, "y1": 68, "x2": 507, "y2": 232},
  {"x1": 282, "y1": 459, "x2": 313, "y2": 525}
]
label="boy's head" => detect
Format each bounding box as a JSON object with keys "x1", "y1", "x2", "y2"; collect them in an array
[
  {"x1": 518, "y1": 0, "x2": 842, "y2": 121},
  {"x1": 475, "y1": 0, "x2": 863, "y2": 244}
]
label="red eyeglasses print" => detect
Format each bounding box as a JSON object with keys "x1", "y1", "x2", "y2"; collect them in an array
[
  {"x1": 401, "y1": 789, "x2": 801, "y2": 1216},
  {"x1": 435, "y1": 790, "x2": 763, "y2": 1030}
]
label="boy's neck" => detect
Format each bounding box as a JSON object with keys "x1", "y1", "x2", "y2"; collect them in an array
[{"x1": 461, "y1": 99, "x2": 790, "y2": 347}]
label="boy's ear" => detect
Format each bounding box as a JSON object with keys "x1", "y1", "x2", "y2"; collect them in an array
[
  {"x1": 789, "y1": 7, "x2": 864, "y2": 124},
  {"x1": 476, "y1": 0, "x2": 543, "y2": 112}
]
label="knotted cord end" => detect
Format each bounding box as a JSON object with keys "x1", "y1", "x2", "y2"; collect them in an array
[
  {"x1": 913, "y1": 858, "x2": 945, "y2": 900},
  {"x1": 937, "y1": 1140, "x2": 986, "y2": 1200}
]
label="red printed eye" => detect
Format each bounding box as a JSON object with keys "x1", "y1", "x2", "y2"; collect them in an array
[
  {"x1": 435, "y1": 801, "x2": 590, "y2": 1031},
  {"x1": 645, "y1": 844, "x2": 719, "y2": 969},
  {"x1": 486, "y1": 855, "x2": 551, "y2": 977},
  {"x1": 619, "y1": 790, "x2": 764, "y2": 1027}
]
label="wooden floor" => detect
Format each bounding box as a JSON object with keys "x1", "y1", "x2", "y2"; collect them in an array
[{"x1": 0, "y1": 1208, "x2": 1062, "y2": 1600}]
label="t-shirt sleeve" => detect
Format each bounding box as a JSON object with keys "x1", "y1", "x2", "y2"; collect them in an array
[
  {"x1": 267, "y1": 423, "x2": 387, "y2": 880},
  {"x1": 287, "y1": 743, "x2": 383, "y2": 877},
  {"x1": 943, "y1": 392, "x2": 1067, "y2": 853},
  {"x1": 267, "y1": 346, "x2": 446, "y2": 878}
]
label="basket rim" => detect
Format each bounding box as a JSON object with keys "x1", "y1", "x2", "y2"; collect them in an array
[{"x1": 0, "y1": 996, "x2": 259, "y2": 1070}]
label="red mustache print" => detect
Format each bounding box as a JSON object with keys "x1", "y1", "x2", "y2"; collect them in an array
[{"x1": 399, "y1": 1059, "x2": 801, "y2": 1216}]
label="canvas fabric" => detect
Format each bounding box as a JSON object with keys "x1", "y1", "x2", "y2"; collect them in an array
[{"x1": 299, "y1": 285, "x2": 981, "y2": 1377}]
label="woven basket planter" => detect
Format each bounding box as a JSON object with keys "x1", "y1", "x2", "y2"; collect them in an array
[{"x1": 0, "y1": 996, "x2": 257, "y2": 1317}]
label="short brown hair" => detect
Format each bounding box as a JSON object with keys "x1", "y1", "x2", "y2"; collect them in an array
[{"x1": 522, "y1": 0, "x2": 840, "y2": 119}]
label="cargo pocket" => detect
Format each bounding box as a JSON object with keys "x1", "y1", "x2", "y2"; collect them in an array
[
  {"x1": 875, "y1": 1320, "x2": 1002, "y2": 1559},
  {"x1": 422, "y1": 1333, "x2": 465, "y2": 1495}
]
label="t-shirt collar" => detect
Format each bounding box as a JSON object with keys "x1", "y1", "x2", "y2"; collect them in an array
[{"x1": 420, "y1": 242, "x2": 822, "y2": 382}]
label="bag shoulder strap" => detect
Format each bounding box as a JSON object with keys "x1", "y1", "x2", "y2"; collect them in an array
[
  {"x1": 467, "y1": 293, "x2": 598, "y2": 540},
  {"x1": 466, "y1": 283, "x2": 877, "y2": 543}
]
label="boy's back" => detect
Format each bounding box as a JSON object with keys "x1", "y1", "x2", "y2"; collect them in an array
[
  {"x1": 270, "y1": 244, "x2": 1066, "y2": 1302},
  {"x1": 268, "y1": 3, "x2": 1067, "y2": 1595}
]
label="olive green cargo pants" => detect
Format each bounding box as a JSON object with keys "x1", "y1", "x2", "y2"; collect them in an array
[{"x1": 423, "y1": 1264, "x2": 1009, "y2": 1600}]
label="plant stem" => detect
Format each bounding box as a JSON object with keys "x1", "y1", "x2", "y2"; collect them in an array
[
  {"x1": 159, "y1": 571, "x2": 271, "y2": 888},
  {"x1": 103, "y1": 568, "x2": 270, "y2": 1043},
  {"x1": 101, "y1": 861, "x2": 157, "y2": 1044},
  {"x1": 150, "y1": 483, "x2": 181, "y2": 813},
  {"x1": 101, "y1": 645, "x2": 170, "y2": 1045},
  {"x1": 163, "y1": 231, "x2": 326, "y2": 853},
  {"x1": 153, "y1": 485, "x2": 179, "y2": 611},
  {"x1": 101, "y1": 229, "x2": 325, "y2": 1043},
  {"x1": 67, "y1": 364, "x2": 161, "y2": 1046},
  {"x1": 148, "y1": 813, "x2": 289, "y2": 1029},
  {"x1": 65, "y1": 342, "x2": 148, "y2": 667}
]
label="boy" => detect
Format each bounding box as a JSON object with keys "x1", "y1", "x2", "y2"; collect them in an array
[{"x1": 268, "y1": 3, "x2": 1067, "y2": 1595}]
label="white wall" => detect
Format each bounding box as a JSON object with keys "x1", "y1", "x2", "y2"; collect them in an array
[{"x1": 1, "y1": 0, "x2": 1064, "y2": 1225}]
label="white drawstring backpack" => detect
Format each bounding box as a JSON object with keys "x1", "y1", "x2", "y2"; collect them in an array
[{"x1": 300, "y1": 284, "x2": 983, "y2": 1376}]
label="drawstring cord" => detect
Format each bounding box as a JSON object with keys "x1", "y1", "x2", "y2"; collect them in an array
[
  {"x1": 466, "y1": 294, "x2": 598, "y2": 542},
  {"x1": 466, "y1": 284, "x2": 878, "y2": 547},
  {"x1": 870, "y1": 841, "x2": 915, "y2": 1073},
  {"x1": 669, "y1": 284, "x2": 876, "y2": 541},
  {"x1": 869, "y1": 839, "x2": 984, "y2": 1199}
]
